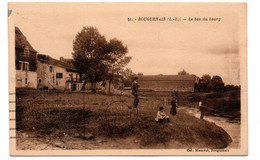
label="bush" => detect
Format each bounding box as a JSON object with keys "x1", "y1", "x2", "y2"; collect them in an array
[{"x1": 205, "y1": 92, "x2": 224, "y2": 99}]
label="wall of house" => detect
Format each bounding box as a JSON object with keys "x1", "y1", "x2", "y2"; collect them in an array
[
  {"x1": 37, "y1": 61, "x2": 83, "y2": 91},
  {"x1": 15, "y1": 48, "x2": 37, "y2": 71},
  {"x1": 139, "y1": 80, "x2": 194, "y2": 92},
  {"x1": 16, "y1": 70, "x2": 37, "y2": 88},
  {"x1": 37, "y1": 61, "x2": 67, "y2": 90}
]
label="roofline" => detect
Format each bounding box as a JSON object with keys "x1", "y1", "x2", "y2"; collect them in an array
[
  {"x1": 138, "y1": 75, "x2": 195, "y2": 81},
  {"x1": 37, "y1": 59, "x2": 78, "y2": 72},
  {"x1": 139, "y1": 79, "x2": 195, "y2": 81},
  {"x1": 15, "y1": 47, "x2": 38, "y2": 53},
  {"x1": 66, "y1": 69, "x2": 78, "y2": 72},
  {"x1": 15, "y1": 26, "x2": 38, "y2": 53},
  {"x1": 138, "y1": 74, "x2": 194, "y2": 76}
]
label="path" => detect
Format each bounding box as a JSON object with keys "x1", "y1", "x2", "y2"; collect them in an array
[{"x1": 182, "y1": 107, "x2": 240, "y2": 149}]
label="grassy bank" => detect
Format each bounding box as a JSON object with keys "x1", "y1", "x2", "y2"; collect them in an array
[{"x1": 16, "y1": 89, "x2": 232, "y2": 149}]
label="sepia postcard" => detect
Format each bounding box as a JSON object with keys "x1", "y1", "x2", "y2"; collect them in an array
[{"x1": 8, "y1": 2, "x2": 247, "y2": 156}]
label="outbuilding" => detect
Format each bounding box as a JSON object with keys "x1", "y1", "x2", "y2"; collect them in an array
[{"x1": 138, "y1": 75, "x2": 195, "y2": 92}]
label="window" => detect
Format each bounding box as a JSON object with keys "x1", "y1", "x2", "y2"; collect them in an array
[
  {"x1": 43, "y1": 65, "x2": 45, "y2": 68},
  {"x1": 24, "y1": 46, "x2": 29, "y2": 57},
  {"x1": 56, "y1": 73, "x2": 63, "y2": 79},
  {"x1": 19, "y1": 61, "x2": 29, "y2": 71},
  {"x1": 22, "y1": 63, "x2": 27, "y2": 71},
  {"x1": 38, "y1": 79, "x2": 41, "y2": 84},
  {"x1": 49, "y1": 66, "x2": 53, "y2": 72},
  {"x1": 25, "y1": 78, "x2": 27, "y2": 84}
]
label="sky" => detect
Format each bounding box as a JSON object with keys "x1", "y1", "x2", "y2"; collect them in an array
[{"x1": 9, "y1": 3, "x2": 246, "y2": 85}]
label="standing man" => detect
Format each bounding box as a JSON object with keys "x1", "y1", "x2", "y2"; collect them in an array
[{"x1": 131, "y1": 77, "x2": 139, "y2": 108}]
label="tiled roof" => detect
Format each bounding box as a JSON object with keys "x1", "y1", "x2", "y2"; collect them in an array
[
  {"x1": 37, "y1": 54, "x2": 77, "y2": 72},
  {"x1": 15, "y1": 26, "x2": 37, "y2": 53},
  {"x1": 138, "y1": 75, "x2": 195, "y2": 81}
]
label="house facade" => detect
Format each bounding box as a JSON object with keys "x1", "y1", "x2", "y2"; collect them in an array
[
  {"x1": 138, "y1": 75, "x2": 195, "y2": 92},
  {"x1": 37, "y1": 54, "x2": 83, "y2": 91},
  {"x1": 15, "y1": 27, "x2": 37, "y2": 88},
  {"x1": 15, "y1": 27, "x2": 86, "y2": 91}
]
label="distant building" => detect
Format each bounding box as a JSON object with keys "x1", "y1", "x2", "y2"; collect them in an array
[
  {"x1": 15, "y1": 26, "x2": 37, "y2": 88},
  {"x1": 37, "y1": 54, "x2": 83, "y2": 91},
  {"x1": 138, "y1": 75, "x2": 195, "y2": 92}
]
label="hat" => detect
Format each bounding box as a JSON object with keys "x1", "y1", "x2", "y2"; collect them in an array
[
  {"x1": 134, "y1": 77, "x2": 138, "y2": 80},
  {"x1": 159, "y1": 107, "x2": 164, "y2": 110}
]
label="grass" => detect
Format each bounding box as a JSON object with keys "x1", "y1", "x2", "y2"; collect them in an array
[{"x1": 16, "y1": 89, "x2": 232, "y2": 149}]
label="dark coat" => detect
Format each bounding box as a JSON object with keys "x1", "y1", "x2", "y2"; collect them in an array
[
  {"x1": 131, "y1": 82, "x2": 139, "y2": 96},
  {"x1": 170, "y1": 100, "x2": 177, "y2": 115}
]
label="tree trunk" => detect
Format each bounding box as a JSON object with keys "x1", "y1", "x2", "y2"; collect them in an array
[
  {"x1": 91, "y1": 79, "x2": 96, "y2": 93},
  {"x1": 81, "y1": 80, "x2": 87, "y2": 91}
]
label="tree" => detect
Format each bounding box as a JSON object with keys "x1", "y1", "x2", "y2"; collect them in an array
[
  {"x1": 193, "y1": 74, "x2": 200, "y2": 84},
  {"x1": 105, "y1": 38, "x2": 130, "y2": 94},
  {"x1": 121, "y1": 68, "x2": 135, "y2": 87},
  {"x1": 211, "y1": 75, "x2": 224, "y2": 91},
  {"x1": 192, "y1": 74, "x2": 202, "y2": 92},
  {"x1": 178, "y1": 69, "x2": 189, "y2": 75},
  {"x1": 72, "y1": 26, "x2": 109, "y2": 90},
  {"x1": 201, "y1": 74, "x2": 211, "y2": 84},
  {"x1": 201, "y1": 74, "x2": 212, "y2": 92},
  {"x1": 224, "y1": 84, "x2": 232, "y2": 92}
]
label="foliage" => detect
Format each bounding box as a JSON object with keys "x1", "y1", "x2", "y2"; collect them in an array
[
  {"x1": 204, "y1": 92, "x2": 224, "y2": 99},
  {"x1": 105, "y1": 38, "x2": 130, "y2": 93},
  {"x1": 137, "y1": 72, "x2": 144, "y2": 76},
  {"x1": 224, "y1": 85, "x2": 240, "y2": 92},
  {"x1": 211, "y1": 75, "x2": 224, "y2": 91},
  {"x1": 187, "y1": 91, "x2": 240, "y2": 118},
  {"x1": 72, "y1": 27, "x2": 131, "y2": 92},
  {"x1": 121, "y1": 68, "x2": 136, "y2": 87},
  {"x1": 201, "y1": 74, "x2": 211, "y2": 84},
  {"x1": 72, "y1": 26, "x2": 109, "y2": 89},
  {"x1": 194, "y1": 74, "x2": 239, "y2": 92},
  {"x1": 178, "y1": 69, "x2": 189, "y2": 75}
]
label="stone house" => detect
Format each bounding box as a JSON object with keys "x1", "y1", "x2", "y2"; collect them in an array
[
  {"x1": 15, "y1": 27, "x2": 37, "y2": 88},
  {"x1": 138, "y1": 75, "x2": 195, "y2": 92},
  {"x1": 37, "y1": 54, "x2": 83, "y2": 91}
]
